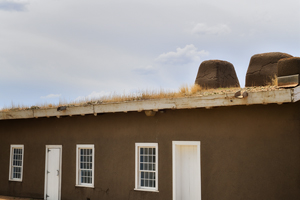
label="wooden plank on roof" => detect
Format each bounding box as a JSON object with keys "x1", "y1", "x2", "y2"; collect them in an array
[
  {"x1": 94, "y1": 89, "x2": 292, "y2": 113},
  {"x1": 94, "y1": 99, "x2": 176, "y2": 113},
  {"x1": 237, "y1": 89, "x2": 292, "y2": 105},
  {"x1": 292, "y1": 86, "x2": 300, "y2": 102},
  {"x1": 33, "y1": 105, "x2": 94, "y2": 118},
  {"x1": 0, "y1": 110, "x2": 34, "y2": 120},
  {"x1": 0, "y1": 88, "x2": 295, "y2": 120}
]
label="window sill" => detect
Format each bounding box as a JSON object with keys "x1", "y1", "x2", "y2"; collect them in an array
[
  {"x1": 75, "y1": 184, "x2": 94, "y2": 188},
  {"x1": 134, "y1": 188, "x2": 159, "y2": 192},
  {"x1": 9, "y1": 179, "x2": 22, "y2": 182}
]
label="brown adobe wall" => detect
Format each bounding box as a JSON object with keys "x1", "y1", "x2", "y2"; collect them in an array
[{"x1": 0, "y1": 101, "x2": 299, "y2": 200}]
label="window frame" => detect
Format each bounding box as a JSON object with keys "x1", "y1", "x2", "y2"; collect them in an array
[
  {"x1": 9, "y1": 144, "x2": 24, "y2": 182},
  {"x1": 135, "y1": 143, "x2": 158, "y2": 192},
  {"x1": 76, "y1": 144, "x2": 95, "y2": 188}
]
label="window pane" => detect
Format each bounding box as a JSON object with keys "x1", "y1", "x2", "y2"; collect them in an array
[
  {"x1": 141, "y1": 180, "x2": 144, "y2": 186},
  {"x1": 149, "y1": 180, "x2": 153, "y2": 187},
  {"x1": 145, "y1": 148, "x2": 148, "y2": 154},
  {"x1": 149, "y1": 172, "x2": 153, "y2": 179},
  {"x1": 149, "y1": 164, "x2": 152, "y2": 170},
  {"x1": 140, "y1": 148, "x2": 143, "y2": 154},
  {"x1": 141, "y1": 172, "x2": 144, "y2": 178}
]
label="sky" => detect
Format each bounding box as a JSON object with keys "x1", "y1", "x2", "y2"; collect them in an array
[{"x1": 0, "y1": 0, "x2": 299, "y2": 109}]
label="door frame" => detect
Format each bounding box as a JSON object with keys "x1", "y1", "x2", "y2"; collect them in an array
[
  {"x1": 172, "y1": 141, "x2": 201, "y2": 200},
  {"x1": 44, "y1": 145, "x2": 62, "y2": 200}
]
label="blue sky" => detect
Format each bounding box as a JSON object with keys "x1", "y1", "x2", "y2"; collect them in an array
[{"x1": 0, "y1": 0, "x2": 299, "y2": 109}]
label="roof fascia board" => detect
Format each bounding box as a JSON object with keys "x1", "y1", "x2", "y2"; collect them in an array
[
  {"x1": 0, "y1": 87, "x2": 297, "y2": 120},
  {"x1": 1, "y1": 110, "x2": 34, "y2": 120},
  {"x1": 292, "y1": 86, "x2": 300, "y2": 102},
  {"x1": 33, "y1": 105, "x2": 94, "y2": 118}
]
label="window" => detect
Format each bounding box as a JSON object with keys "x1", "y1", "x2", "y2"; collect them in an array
[
  {"x1": 9, "y1": 145, "x2": 24, "y2": 181},
  {"x1": 76, "y1": 145, "x2": 94, "y2": 187},
  {"x1": 135, "y1": 143, "x2": 158, "y2": 192}
]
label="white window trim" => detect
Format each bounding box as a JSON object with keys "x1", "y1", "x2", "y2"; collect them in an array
[
  {"x1": 135, "y1": 143, "x2": 158, "y2": 192},
  {"x1": 76, "y1": 144, "x2": 95, "y2": 188},
  {"x1": 9, "y1": 144, "x2": 24, "y2": 182}
]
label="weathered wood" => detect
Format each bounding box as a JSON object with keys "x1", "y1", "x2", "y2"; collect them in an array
[
  {"x1": 1, "y1": 110, "x2": 34, "y2": 120},
  {"x1": 33, "y1": 106, "x2": 93, "y2": 118},
  {"x1": 0, "y1": 89, "x2": 296, "y2": 120},
  {"x1": 293, "y1": 86, "x2": 300, "y2": 102}
]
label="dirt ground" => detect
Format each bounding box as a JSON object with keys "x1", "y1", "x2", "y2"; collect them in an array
[{"x1": 0, "y1": 196, "x2": 39, "y2": 200}]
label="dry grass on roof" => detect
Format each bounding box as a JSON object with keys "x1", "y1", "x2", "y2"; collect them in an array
[{"x1": 0, "y1": 84, "x2": 283, "y2": 112}]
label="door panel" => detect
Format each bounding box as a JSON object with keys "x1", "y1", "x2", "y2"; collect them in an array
[
  {"x1": 45, "y1": 148, "x2": 61, "y2": 200},
  {"x1": 173, "y1": 142, "x2": 201, "y2": 200}
]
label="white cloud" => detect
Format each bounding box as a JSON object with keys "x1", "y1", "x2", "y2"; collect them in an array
[
  {"x1": 156, "y1": 44, "x2": 209, "y2": 65},
  {"x1": 0, "y1": 0, "x2": 28, "y2": 11},
  {"x1": 191, "y1": 23, "x2": 231, "y2": 36},
  {"x1": 75, "y1": 91, "x2": 111, "y2": 101},
  {"x1": 40, "y1": 94, "x2": 61, "y2": 99}
]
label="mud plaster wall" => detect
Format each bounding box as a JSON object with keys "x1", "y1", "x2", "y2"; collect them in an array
[{"x1": 0, "y1": 102, "x2": 299, "y2": 200}]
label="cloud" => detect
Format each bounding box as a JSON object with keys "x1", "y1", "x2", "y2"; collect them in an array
[
  {"x1": 75, "y1": 91, "x2": 111, "y2": 101},
  {"x1": 40, "y1": 94, "x2": 61, "y2": 99},
  {"x1": 191, "y1": 23, "x2": 231, "y2": 35},
  {"x1": 156, "y1": 44, "x2": 209, "y2": 65},
  {"x1": 0, "y1": 0, "x2": 28, "y2": 11}
]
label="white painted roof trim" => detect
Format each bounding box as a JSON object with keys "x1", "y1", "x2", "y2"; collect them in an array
[{"x1": 0, "y1": 86, "x2": 299, "y2": 120}]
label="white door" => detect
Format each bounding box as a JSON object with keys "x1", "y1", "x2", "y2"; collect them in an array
[
  {"x1": 44, "y1": 146, "x2": 62, "y2": 200},
  {"x1": 173, "y1": 141, "x2": 201, "y2": 200}
]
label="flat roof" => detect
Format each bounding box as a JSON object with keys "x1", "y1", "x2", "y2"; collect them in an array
[{"x1": 0, "y1": 86, "x2": 299, "y2": 120}]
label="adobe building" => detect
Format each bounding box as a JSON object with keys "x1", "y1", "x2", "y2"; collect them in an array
[{"x1": 0, "y1": 55, "x2": 299, "y2": 200}]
